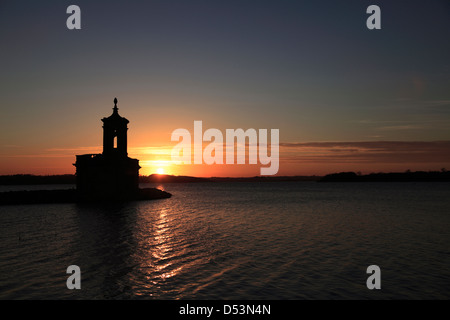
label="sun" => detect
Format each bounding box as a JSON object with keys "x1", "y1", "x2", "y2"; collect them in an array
[{"x1": 156, "y1": 168, "x2": 165, "y2": 175}]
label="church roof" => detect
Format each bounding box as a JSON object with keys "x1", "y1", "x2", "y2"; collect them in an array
[{"x1": 102, "y1": 98, "x2": 129, "y2": 124}]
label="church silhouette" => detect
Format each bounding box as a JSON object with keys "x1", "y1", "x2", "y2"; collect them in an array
[
  {"x1": 74, "y1": 98, "x2": 141, "y2": 199},
  {"x1": 0, "y1": 98, "x2": 170, "y2": 205}
]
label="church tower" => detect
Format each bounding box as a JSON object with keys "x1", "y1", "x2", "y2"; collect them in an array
[{"x1": 102, "y1": 98, "x2": 128, "y2": 157}]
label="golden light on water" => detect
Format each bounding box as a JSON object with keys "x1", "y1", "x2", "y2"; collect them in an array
[
  {"x1": 131, "y1": 203, "x2": 186, "y2": 294},
  {"x1": 151, "y1": 207, "x2": 184, "y2": 280}
]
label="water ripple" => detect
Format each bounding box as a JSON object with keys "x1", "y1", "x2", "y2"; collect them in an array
[{"x1": 1, "y1": 182, "x2": 450, "y2": 299}]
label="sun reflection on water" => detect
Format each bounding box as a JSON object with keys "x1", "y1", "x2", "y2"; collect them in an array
[
  {"x1": 135, "y1": 204, "x2": 185, "y2": 287},
  {"x1": 129, "y1": 194, "x2": 231, "y2": 298}
]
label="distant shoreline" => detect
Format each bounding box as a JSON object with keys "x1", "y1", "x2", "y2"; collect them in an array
[
  {"x1": 1, "y1": 171, "x2": 450, "y2": 185},
  {"x1": 319, "y1": 171, "x2": 450, "y2": 182},
  {"x1": 0, "y1": 174, "x2": 321, "y2": 185}
]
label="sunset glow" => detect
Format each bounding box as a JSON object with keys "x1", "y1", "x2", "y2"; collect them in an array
[{"x1": 0, "y1": 1, "x2": 449, "y2": 177}]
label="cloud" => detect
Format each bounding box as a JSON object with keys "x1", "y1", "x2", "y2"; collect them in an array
[
  {"x1": 377, "y1": 125, "x2": 424, "y2": 131},
  {"x1": 279, "y1": 141, "x2": 450, "y2": 164},
  {"x1": 3, "y1": 141, "x2": 449, "y2": 168},
  {"x1": 46, "y1": 146, "x2": 101, "y2": 153}
]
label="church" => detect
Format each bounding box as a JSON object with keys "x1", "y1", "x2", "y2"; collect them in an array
[{"x1": 74, "y1": 98, "x2": 141, "y2": 199}]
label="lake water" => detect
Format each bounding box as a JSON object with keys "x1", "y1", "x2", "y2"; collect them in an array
[{"x1": 0, "y1": 182, "x2": 449, "y2": 299}]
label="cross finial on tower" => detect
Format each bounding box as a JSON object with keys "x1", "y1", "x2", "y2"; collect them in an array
[{"x1": 113, "y1": 97, "x2": 118, "y2": 113}]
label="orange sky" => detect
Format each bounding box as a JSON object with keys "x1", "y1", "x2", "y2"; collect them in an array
[
  {"x1": 1, "y1": 2, "x2": 449, "y2": 177},
  {"x1": 1, "y1": 97, "x2": 449, "y2": 177},
  {"x1": 1, "y1": 133, "x2": 449, "y2": 177}
]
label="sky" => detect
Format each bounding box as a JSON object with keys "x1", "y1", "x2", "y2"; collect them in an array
[{"x1": 1, "y1": 0, "x2": 449, "y2": 176}]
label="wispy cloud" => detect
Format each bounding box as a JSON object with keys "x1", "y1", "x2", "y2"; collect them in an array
[
  {"x1": 279, "y1": 141, "x2": 450, "y2": 164},
  {"x1": 46, "y1": 146, "x2": 101, "y2": 153},
  {"x1": 377, "y1": 125, "x2": 424, "y2": 131},
  {"x1": 2, "y1": 142, "x2": 449, "y2": 169},
  {"x1": 1, "y1": 145, "x2": 22, "y2": 148}
]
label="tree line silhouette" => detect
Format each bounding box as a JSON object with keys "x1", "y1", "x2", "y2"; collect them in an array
[
  {"x1": 319, "y1": 170, "x2": 450, "y2": 182},
  {"x1": 1, "y1": 171, "x2": 449, "y2": 185}
]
